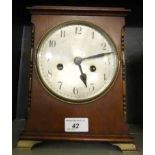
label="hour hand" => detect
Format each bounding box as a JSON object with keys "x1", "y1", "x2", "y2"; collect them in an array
[
  {"x1": 74, "y1": 57, "x2": 87, "y2": 87},
  {"x1": 78, "y1": 64, "x2": 87, "y2": 87},
  {"x1": 80, "y1": 73, "x2": 87, "y2": 87}
]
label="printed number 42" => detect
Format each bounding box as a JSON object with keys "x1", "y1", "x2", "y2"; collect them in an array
[{"x1": 72, "y1": 123, "x2": 79, "y2": 129}]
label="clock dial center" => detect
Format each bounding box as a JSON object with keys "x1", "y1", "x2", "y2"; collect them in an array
[{"x1": 74, "y1": 57, "x2": 82, "y2": 65}]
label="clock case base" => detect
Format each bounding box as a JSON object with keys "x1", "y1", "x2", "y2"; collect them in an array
[
  {"x1": 17, "y1": 6, "x2": 136, "y2": 152},
  {"x1": 17, "y1": 134, "x2": 136, "y2": 151}
]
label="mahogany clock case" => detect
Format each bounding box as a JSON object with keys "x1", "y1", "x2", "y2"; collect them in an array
[
  {"x1": 13, "y1": 7, "x2": 136, "y2": 146},
  {"x1": 13, "y1": 1, "x2": 143, "y2": 125}
]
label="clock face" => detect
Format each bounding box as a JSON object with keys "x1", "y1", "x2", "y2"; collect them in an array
[{"x1": 36, "y1": 21, "x2": 119, "y2": 103}]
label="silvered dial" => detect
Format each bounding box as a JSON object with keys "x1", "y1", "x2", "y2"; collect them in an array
[{"x1": 37, "y1": 22, "x2": 118, "y2": 103}]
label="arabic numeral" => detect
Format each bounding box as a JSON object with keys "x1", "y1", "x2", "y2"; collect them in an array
[
  {"x1": 104, "y1": 74, "x2": 107, "y2": 81},
  {"x1": 101, "y1": 42, "x2": 106, "y2": 50},
  {"x1": 107, "y1": 58, "x2": 111, "y2": 65},
  {"x1": 49, "y1": 40, "x2": 56, "y2": 47},
  {"x1": 92, "y1": 31, "x2": 95, "y2": 39},
  {"x1": 72, "y1": 123, "x2": 79, "y2": 129},
  {"x1": 60, "y1": 30, "x2": 66, "y2": 38},
  {"x1": 89, "y1": 83, "x2": 95, "y2": 92},
  {"x1": 47, "y1": 70, "x2": 52, "y2": 77},
  {"x1": 75, "y1": 26, "x2": 82, "y2": 34},
  {"x1": 73, "y1": 87, "x2": 78, "y2": 95},
  {"x1": 58, "y1": 81, "x2": 63, "y2": 90}
]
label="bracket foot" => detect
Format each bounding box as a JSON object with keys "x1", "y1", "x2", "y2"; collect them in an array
[
  {"x1": 17, "y1": 140, "x2": 41, "y2": 149},
  {"x1": 112, "y1": 143, "x2": 137, "y2": 152}
]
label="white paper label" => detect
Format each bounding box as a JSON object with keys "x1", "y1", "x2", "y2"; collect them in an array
[{"x1": 65, "y1": 118, "x2": 89, "y2": 132}]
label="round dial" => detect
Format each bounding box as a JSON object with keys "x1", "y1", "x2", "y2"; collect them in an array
[{"x1": 36, "y1": 22, "x2": 119, "y2": 103}]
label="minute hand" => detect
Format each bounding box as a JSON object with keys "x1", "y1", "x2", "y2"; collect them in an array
[{"x1": 82, "y1": 52, "x2": 114, "y2": 61}]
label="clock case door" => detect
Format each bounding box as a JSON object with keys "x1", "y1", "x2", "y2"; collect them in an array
[{"x1": 18, "y1": 6, "x2": 135, "y2": 149}]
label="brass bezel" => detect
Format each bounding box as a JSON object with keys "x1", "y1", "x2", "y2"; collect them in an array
[{"x1": 35, "y1": 20, "x2": 121, "y2": 104}]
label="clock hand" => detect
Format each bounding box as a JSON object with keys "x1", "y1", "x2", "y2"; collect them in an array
[
  {"x1": 79, "y1": 65, "x2": 87, "y2": 87},
  {"x1": 74, "y1": 52, "x2": 114, "y2": 65},
  {"x1": 82, "y1": 52, "x2": 114, "y2": 61},
  {"x1": 74, "y1": 58, "x2": 87, "y2": 87}
]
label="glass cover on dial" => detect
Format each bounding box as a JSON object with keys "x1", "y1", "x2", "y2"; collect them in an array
[{"x1": 37, "y1": 22, "x2": 118, "y2": 103}]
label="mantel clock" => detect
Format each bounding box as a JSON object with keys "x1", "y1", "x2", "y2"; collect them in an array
[{"x1": 17, "y1": 6, "x2": 136, "y2": 151}]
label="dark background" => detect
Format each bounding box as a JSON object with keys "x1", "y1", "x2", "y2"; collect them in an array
[{"x1": 12, "y1": 0, "x2": 143, "y2": 124}]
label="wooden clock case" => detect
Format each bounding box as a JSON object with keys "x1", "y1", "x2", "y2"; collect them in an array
[{"x1": 17, "y1": 6, "x2": 136, "y2": 151}]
